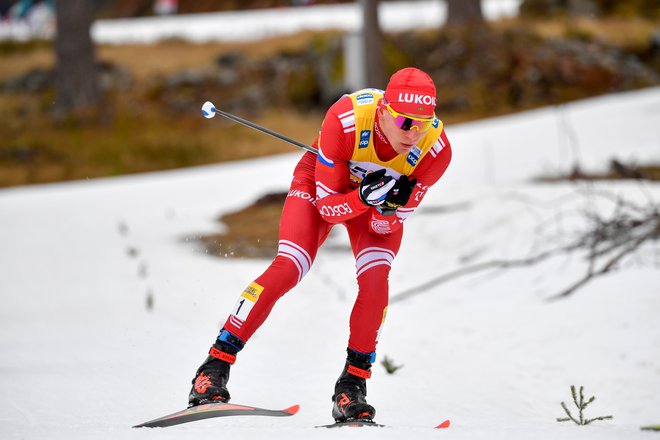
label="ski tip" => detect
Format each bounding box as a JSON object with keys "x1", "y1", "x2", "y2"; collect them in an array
[
  {"x1": 435, "y1": 419, "x2": 451, "y2": 429},
  {"x1": 282, "y1": 404, "x2": 300, "y2": 415}
]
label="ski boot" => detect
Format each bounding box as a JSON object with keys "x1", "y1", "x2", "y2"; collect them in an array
[
  {"x1": 188, "y1": 330, "x2": 244, "y2": 407},
  {"x1": 331, "y1": 349, "x2": 376, "y2": 422}
]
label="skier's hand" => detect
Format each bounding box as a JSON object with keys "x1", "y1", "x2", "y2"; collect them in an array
[
  {"x1": 359, "y1": 169, "x2": 395, "y2": 206},
  {"x1": 379, "y1": 175, "x2": 417, "y2": 216}
]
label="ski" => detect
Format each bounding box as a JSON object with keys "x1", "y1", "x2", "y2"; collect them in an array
[
  {"x1": 316, "y1": 419, "x2": 388, "y2": 428},
  {"x1": 315, "y1": 418, "x2": 450, "y2": 429},
  {"x1": 436, "y1": 419, "x2": 451, "y2": 428},
  {"x1": 133, "y1": 402, "x2": 299, "y2": 428}
]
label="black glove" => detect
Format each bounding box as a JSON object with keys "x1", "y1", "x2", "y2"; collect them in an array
[
  {"x1": 358, "y1": 169, "x2": 395, "y2": 206},
  {"x1": 379, "y1": 175, "x2": 417, "y2": 216}
]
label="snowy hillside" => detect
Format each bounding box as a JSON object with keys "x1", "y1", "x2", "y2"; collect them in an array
[
  {"x1": 0, "y1": 1, "x2": 523, "y2": 43},
  {"x1": 89, "y1": 0, "x2": 522, "y2": 44},
  {"x1": 1, "y1": 87, "x2": 659, "y2": 440}
]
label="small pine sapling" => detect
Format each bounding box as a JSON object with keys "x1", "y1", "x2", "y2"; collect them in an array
[
  {"x1": 641, "y1": 425, "x2": 660, "y2": 431},
  {"x1": 381, "y1": 355, "x2": 403, "y2": 374},
  {"x1": 557, "y1": 385, "x2": 613, "y2": 425}
]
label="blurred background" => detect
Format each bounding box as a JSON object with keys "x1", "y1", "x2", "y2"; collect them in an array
[{"x1": 0, "y1": 0, "x2": 658, "y2": 188}]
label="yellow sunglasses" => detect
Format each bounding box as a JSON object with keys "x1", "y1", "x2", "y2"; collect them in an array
[{"x1": 385, "y1": 104, "x2": 435, "y2": 132}]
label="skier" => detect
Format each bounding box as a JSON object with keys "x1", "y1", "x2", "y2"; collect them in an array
[{"x1": 189, "y1": 67, "x2": 452, "y2": 423}]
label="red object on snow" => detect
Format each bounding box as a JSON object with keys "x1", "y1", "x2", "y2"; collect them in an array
[{"x1": 436, "y1": 419, "x2": 451, "y2": 429}]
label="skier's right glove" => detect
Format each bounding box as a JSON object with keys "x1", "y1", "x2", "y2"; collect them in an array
[{"x1": 358, "y1": 169, "x2": 396, "y2": 206}]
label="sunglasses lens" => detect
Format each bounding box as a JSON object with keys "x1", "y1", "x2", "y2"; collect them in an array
[
  {"x1": 393, "y1": 115, "x2": 431, "y2": 131},
  {"x1": 394, "y1": 116, "x2": 413, "y2": 130},
  {"x1": 410, "y1": 119, "x2": 431, "y2": 131},
  {"x1": 387, "y1": 105, "x2": 433, "y2": 131}
]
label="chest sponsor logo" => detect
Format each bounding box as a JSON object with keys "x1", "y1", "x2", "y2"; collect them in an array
[
  {"x1": 359, "y1": 130, "x2": 372, "y2": 149},
  {"x1": 406, "y1": 145, "x2": 422, "y2": 166},
  {"x1": 350, "y1": 164, "x2": 368, "y2": 178},
  {"x1": 356, "y1": 93, "x2": 374, "y2": 105}
]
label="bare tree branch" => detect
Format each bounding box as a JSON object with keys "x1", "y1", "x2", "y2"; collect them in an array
[
  {"x1": 391, "y1": 189, "x2": 659, "y2": 304},
  {"x1": 391, "y1": 242, "x2": 581, "y2": 304},
  {"x1": 548, "y1": 222, "x2": 657, "y2": 300}
]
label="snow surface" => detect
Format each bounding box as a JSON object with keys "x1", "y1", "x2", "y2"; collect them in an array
[{"x1": 1, "y1": 88, "x2": 659, "y2": 439}]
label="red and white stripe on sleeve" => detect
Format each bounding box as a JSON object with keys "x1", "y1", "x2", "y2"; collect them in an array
[{"x1": 314, "y1": 96, "x2": 370, "y2": 224}]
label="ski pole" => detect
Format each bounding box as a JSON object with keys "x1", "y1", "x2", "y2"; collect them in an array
[{"x1": 201, "y1": 101, "x2": 318, "y2": 155}]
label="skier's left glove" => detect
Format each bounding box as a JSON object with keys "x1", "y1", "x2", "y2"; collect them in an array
[{"x1": 378, "y1": 175, "x2": 417, "y2": 216}]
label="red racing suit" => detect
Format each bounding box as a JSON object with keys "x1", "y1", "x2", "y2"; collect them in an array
[{"x1": 222, "y1": 89, "x2": 452, "y2": 355}]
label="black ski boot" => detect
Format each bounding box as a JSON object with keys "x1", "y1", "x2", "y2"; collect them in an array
[
  {"x1": 331, "y1": 349, "x2": 376, "y2": 422},
  {"x1": 188, "y1": 330, "x2": 244, "y2": 407}
]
